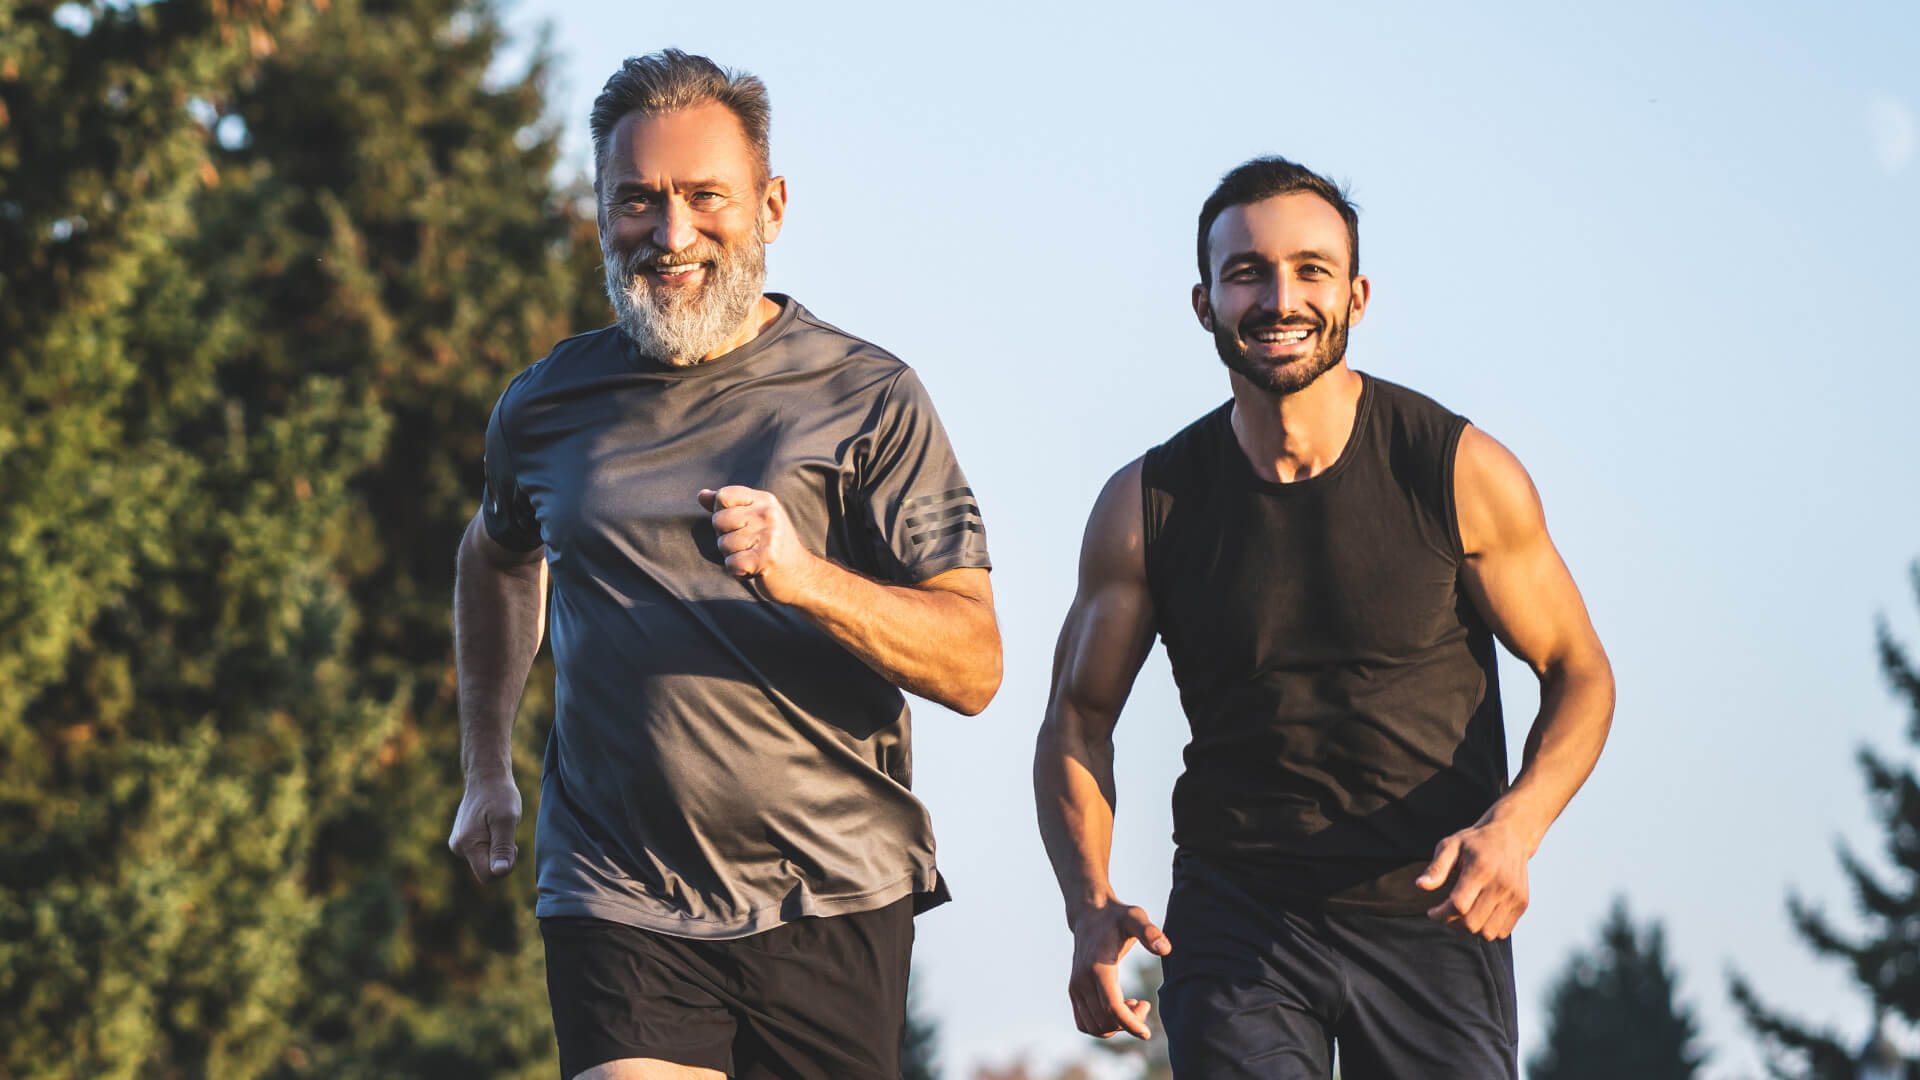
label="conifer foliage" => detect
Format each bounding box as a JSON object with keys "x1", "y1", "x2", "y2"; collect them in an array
[
  {"x1": 1732, "y1": 563, "x2": 1920, "y2": 1080},
  {"x1": 1529, "y1": 898, "x2": 1706, "y2": 1080},
  {"x1": 0, "y1": 0, "x2": 594, "y2": 1075}
]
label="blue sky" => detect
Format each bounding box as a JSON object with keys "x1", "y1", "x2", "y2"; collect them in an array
[{"x1": 500, "y1": 1, "x2": 1920, "y2": 1075}]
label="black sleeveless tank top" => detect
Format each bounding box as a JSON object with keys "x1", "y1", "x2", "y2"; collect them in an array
[{"x1": 1142, "y1": 373, "x2": 1506, "y2": 912}]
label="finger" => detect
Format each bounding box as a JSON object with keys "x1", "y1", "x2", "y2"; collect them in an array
[
  {"x1": 696, "y1": 489, "x2": 718, "y2": 511},
  {"x1": 1098, "y1": 970, "x2": 1151, "y2": 1039},
  {"x1": 463, "y1": 843, "x2": 489, "y2": 884},
  {"x1": 1448, "y1": 866, "x2": 1488, "y2": 921},
  {"x1": 1426, "y1": 897, "x2": 1462, "y2": 925},
  {"x1": 724, "y1": 550, "x2": 765, "y2": 578},
  {"x1": 709, "y1": 506, "x2": 756, "y2": 534},
  {"x1": 715, "y1": 529, "x2": 761, "y2": 556},
  {"x1": 711, "y1": 485, "x2": 759, "y2": 509},
  {"x1": 487, "y1": 811, "x2": 518, "y2": 878},
  {"x1": 1416, "y1": 836, "x2": 1460, "y2": 890},
  {"x1": 1068, "y1": 980, "x2": 1109, "y2": 1037}
]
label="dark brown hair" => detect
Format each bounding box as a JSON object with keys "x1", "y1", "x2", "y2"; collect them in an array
[{"x1": 1196, "y1": 157, "x2": 1359, "y2": 285}]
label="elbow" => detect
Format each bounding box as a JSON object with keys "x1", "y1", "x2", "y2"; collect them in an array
[
  {"x1": 942, "y1": 628, "x2": 1003, "y2": 716},
  {"x1": 947, "y1": 649, "x2": 1002, "y2": 717}
]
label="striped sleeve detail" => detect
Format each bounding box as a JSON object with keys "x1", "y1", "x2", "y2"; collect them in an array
[{"x1": 903, "y1": 488, "x2": 983, "y2": 548}]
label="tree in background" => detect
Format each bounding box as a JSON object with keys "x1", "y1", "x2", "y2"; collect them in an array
[
  {"x1": 1529, "y1": 897, "x2": 1706, "y2": 1080},
  {"x1": 1733, "y1": 563, "x2": 1920, "y2": 1079},
  {"x1": 0, "y1": 4, "x2": 355, "y2": 1076},
  {"x1": 904, "y1": 977, "x2": 943, "y2": 1080},
  {"x1": 0, "y1": 0, "x2": 595, "y2": 1075}
]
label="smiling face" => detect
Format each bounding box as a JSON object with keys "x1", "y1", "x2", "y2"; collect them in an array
[
  {"x1": 1193, "y1": 191, "x2": 1370, "y2": 395},
  {"x1": 598, "y1": 101, "x2": 787, "y2": 365}
]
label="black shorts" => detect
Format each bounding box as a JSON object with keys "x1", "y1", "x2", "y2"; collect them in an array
[
  {"x1": 1159, "y1": 855, "x2": 1518, "y2": 1080},
  {"x1": 540, "y1": 898, "x2": 913, "y2": 1080}
]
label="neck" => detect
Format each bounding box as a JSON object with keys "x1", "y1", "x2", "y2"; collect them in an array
[
  {"x1": 1228, "y1": 362, "x2": 1364, "y2": 483},
  {"x1": 686, "y1": 294, "x2": 782, "y2": 365}
]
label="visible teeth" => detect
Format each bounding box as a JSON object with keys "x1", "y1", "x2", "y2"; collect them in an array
[
  {"x1": 1253, "y1": 328, "x2": 1312, "y2": 342},
  {"x1": 653, "y1": 263, "x2": 702, "y2": 274}
]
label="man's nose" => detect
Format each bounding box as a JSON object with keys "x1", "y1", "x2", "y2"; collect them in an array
[
  {"x1": 651, "y1": 198, "x2": 697, "y2": 253},
  {"x1": 1264, "y1": 275, "x2": 1297, "y2": 315}
]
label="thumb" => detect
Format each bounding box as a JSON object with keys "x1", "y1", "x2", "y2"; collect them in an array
[
  {"x1": 488, "y1": 813, "x2": 518, "y2": 877},
  {"x1": 1124, "y1": 907, "x2": 1173, "y2": 956},
  {"x1": 696, "y1": 489, "x2": 718, "y2": 512},
  {"x1": 1417, "y1": 836, "x2": 1459, "y2": 890}
]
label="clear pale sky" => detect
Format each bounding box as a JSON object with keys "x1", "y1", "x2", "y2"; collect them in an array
[{"x1": 498, "y1": 2, "x2": 1920, "y2": 1075}]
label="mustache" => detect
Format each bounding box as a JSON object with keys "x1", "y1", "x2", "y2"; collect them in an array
[
  {"x1": 621, "y1": 244, "x2": 725, "y2": 276},
  {"x1": 1238, "y1": 314, "x2": 1324, "y2": 334}
]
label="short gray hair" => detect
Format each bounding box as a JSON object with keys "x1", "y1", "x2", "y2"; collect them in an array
[{"x1": 590, "y1": 49, "x2": 772, "y2": 188}]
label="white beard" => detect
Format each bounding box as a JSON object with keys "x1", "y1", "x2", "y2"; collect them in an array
[{"x1": 603, "y1": 230, "x2": 767, "y2": 366}]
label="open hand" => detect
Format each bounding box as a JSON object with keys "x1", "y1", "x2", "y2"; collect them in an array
[{"x1": 1067, "y1": 900, "x2": 1172, "y2": 1039}]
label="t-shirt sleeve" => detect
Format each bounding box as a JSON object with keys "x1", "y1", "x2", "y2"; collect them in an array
[
  {"x1": 861, "y1": 368, "x2": 991, "y2": 582},
  {"x1": 481, "y1": 385, "x2": 542, "y2": 553}
]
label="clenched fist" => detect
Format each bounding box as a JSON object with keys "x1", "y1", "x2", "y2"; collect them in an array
[{"x1": 698, "y1": 486, "x2": 824, "y2": 605}]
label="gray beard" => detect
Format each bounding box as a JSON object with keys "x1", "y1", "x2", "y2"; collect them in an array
[
  {"x1": 603, "y1": 231, "x2": 767, "y2": 366},
  {"x1": 1213, "y1": 308, "x2": 1351, "y2": 395}
]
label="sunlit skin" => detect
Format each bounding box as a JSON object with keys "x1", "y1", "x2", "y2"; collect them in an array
[
  {"x1": 453, "y1": 98, "x2": 1004, "y2": 1080},
  {"x1": 598, "y1": 101, "x2": 787, "y2": 363},
  {"x1": 1036, "y1": 189, "x2": 1614, "y2": 1043},
  {"x1": 1193, "y1": 191, "x2": 1371, "y2": 483}
]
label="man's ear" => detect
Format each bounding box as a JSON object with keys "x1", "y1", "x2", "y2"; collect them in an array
[
  {"x1": 1191, "y1": 283, "x2": 1215, "y2": 332},
  {"x1": 1346, "y1": 273, "x2": 1371, "y2": 327},
  {"x1": 760, "y1": 175, "x2": 788, "y2": 243}
]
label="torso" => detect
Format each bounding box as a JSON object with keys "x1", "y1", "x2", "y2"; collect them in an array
[{"x1": 1142, "y1": 373, "x2": 1507, "y2": 912}]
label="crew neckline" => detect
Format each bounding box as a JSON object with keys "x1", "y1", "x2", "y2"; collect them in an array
[{"x1": 1229, "y1": 371, "x2": 1375, "y2": 494}]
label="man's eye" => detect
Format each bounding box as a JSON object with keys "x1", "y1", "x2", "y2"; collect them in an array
[
  {"x1": 1299, "y1": 265, "x2": 1327, "y2": 278},
  {"x1": 691, "y1": 191, "x2": 722, "y2": 205}
]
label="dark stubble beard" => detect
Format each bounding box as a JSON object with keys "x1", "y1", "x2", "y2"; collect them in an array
[
  {"x1": 1213, "y1": 300, "x2": 1353, "y2": 395},
  {"x1": 603, "y1": 224, "x2": 767, "y2": 366}
]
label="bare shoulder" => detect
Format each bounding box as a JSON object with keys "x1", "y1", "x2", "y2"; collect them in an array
[
  {"x1": 1454, "y1": 425, "x2": 1548, "y2": 557},
  {"x1": 1079, "y1": 458, "x2": 1147, "y2": 586}
]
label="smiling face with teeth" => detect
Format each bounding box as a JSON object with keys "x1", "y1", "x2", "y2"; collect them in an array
[
  {"x1": 598, "y1": 101, "x2": 788, "y2": 365},
  {"x1": 1193, "y1": 191, "x2": 1371, "y2": 396}
]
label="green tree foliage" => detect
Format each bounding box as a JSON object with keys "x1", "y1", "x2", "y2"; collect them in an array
[
  {"x1": 0, "y1": 0, "x2": 594, "y2": 1075},
  {"x1": 1733, "y1": 563, "x2": 1920, "y2": 1080},
  {"x1": 1529, "y1": 897, "x2": 1706, "y2": 1080}
]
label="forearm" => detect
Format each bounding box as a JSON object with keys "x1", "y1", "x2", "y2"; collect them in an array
[
  {"x1": 1035, "y1": 708, "x2": 1123, "y2": 925},
  {"x1": 783, "y1": 557, "x2": 1001, "y2": 715},
  {"x1": 453, "y1": 517, "x2": 548, "y2": 780},
  {"x1": 1483, "y1": 652, "x2": 1616, "y2": 852}
]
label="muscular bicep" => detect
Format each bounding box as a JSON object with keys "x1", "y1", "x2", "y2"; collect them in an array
[
  {"x1": 1048, "y1": 460, "x2": 1157, "y2": 736},
  {"x1": 1454, "y1": 427, "x2": 1605, "y2": 677}
]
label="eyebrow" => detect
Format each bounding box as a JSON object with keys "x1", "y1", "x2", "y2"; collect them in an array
[
  {"x1": 606, "y1": 177, "x2": 733, "y2": 199},
  {"x1": 1218, "y1": 248, "x2": 1346, "y2": 271}
]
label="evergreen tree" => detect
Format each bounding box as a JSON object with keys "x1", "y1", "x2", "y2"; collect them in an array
[
  {"x1": 0, "y1": 0, "x2": 595, "y2": 1075},
  {"x1": 1732, "y1": 562, "x2": 1920, "y2": 1080},
  {"x1": 904, "y1": 977, "x2": 943, "y2": 1080},
  {"x1": 1529, "y1": 897, "x2": 1706, "y2": 1080}
]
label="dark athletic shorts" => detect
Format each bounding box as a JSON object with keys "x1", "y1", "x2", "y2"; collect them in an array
[
  {"x1": 540, "y1": 898, "x2": 912, "y2": 1080},
  {"x1": 1159, "y1": 855, "x2": 1518, "y2": 1080}
]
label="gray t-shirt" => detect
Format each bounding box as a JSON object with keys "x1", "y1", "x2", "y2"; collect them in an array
[{"x1": 482, "y1": 296, "x2": 989, "y2": 939}]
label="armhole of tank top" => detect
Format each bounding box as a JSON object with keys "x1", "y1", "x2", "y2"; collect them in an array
[
  {"x1": 1440, "y1": 417, "x2": 1470, "y2": 563},
  {"x1": 1137, "y1": 444, "x2": 1160, "y2": 546}
]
